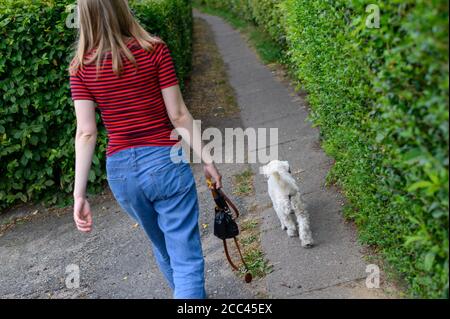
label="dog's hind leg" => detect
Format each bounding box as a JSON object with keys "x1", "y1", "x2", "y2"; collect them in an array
[
  {"x1": 292, "y1": 195, "x2": 314, "y2": 248},
  {"x1": 286, "y1": 212, "x2": 300, "y2": 237},
  {"x1": 296, "y1": 212, "x2": 314, "y2": 247},
  {"x1": 275, "y1": 200, "x2": 297, "y2": 237},
  {"x1": 285, "y1": 218, "x2": 298, "y2": 238},
  {"x1": 276, "y1": 207, "x2": 288, "y2": 230}
]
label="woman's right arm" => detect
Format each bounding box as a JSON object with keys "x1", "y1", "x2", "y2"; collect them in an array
[{"x1": 162, "y1": 84, "x2": 222, "y2": 189}]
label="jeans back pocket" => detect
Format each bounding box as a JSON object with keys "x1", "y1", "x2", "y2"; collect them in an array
[
  {"x1": 153, "y1": 162, "x2": 195, "y2": 201},
  {"x1": 106, "y1": 166, "x2": 129, "y2": 207}
]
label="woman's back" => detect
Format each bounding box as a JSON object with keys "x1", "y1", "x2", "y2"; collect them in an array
[{"x1": 70, "y1": 39, "x2": 179, "y2": 157}]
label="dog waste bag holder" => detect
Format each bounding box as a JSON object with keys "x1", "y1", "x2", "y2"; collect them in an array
[{"x1": 207, "y1": 178, "x2": 252, "y2": 284}]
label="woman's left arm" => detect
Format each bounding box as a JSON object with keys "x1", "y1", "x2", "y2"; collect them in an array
[{"x1": 73, "y1": 100, "x2": 98, "y2": 232}]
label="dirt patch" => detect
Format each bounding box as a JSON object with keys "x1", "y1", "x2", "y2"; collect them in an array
[{"x1": 184, "y1": 18, "x2": 239, "y2": 119}]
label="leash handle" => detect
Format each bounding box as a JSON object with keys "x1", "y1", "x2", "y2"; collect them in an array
[
  {"x1": 207, "y1": 178, "x2": 240, "y2": 219},
  {"x1": 206, "y1": 178, "x2": 216, "y2": 190}
]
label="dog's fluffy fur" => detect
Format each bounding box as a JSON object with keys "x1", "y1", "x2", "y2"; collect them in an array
[{"x1": 261, "y1": 160, "x2": 314, "y2": 248}]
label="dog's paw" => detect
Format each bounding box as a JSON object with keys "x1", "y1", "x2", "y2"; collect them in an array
[
  {"x1": 287, "y1": 229, "x2": 298, "y2": 237},
  {"x1": 301, "y1": 241, "x2": 314, "y2": 249}
]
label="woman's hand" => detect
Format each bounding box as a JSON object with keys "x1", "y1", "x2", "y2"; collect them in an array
[
  {"x1": 204, "y1": 162, "x2": 223, "y2": 189},
  {"x1": 73, "y1": 196, "x2": 93, "y2": 233}
]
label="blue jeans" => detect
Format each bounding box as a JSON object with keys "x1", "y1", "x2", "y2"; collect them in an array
[{"x1": 106, "y1": 145, "x2": 206, "y2": 299}]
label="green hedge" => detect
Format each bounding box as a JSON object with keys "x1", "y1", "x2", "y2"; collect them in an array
[
  {"x1": 0, "y1": 0, "x2": 193, "y2": 210},
  {"x1": 196, "y1": 0, "x2": 449, "y2": 298}
]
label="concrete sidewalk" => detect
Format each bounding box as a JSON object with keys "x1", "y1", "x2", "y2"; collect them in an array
[{"x1": 195, "y1": 11, "x2": 390, "y2": 298}]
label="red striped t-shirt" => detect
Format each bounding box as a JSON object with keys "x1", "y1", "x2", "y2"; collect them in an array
[{"x1": 70, "y1": 39, "x2": 179, "y2": 157}]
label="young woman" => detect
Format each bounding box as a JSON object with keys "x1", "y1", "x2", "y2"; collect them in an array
[{"x1": 69, "y1": 0, "x2": 222, "y2": 299}]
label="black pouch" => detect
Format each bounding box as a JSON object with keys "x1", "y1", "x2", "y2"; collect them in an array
[
  {"x1": 208, "y1": 184, "x2": 252, "y2": 283},
  {"x1": 214, "y1": 206, "x2": 239, "y2": 240}
]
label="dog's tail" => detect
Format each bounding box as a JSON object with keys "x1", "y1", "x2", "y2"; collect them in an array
[
  {"x1": 273, "y1": 170, "x2": 299, "y2": 193},
  {"x1": 262, "y1": 161, "x2": 300, "y2": 193}
]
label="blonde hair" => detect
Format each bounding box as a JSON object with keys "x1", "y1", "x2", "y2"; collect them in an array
[{"x1": 70, "y1": 0, "x2": 163, "y2": 77}]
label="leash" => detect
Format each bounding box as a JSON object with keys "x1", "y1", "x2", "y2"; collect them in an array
[{"x1": 207, "y1": 179, "x2": 253, "y2": 283}]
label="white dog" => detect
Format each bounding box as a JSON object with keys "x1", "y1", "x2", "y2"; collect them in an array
[{"x1": 261, "y1": 160, "x2": 314, "y2": 248}]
